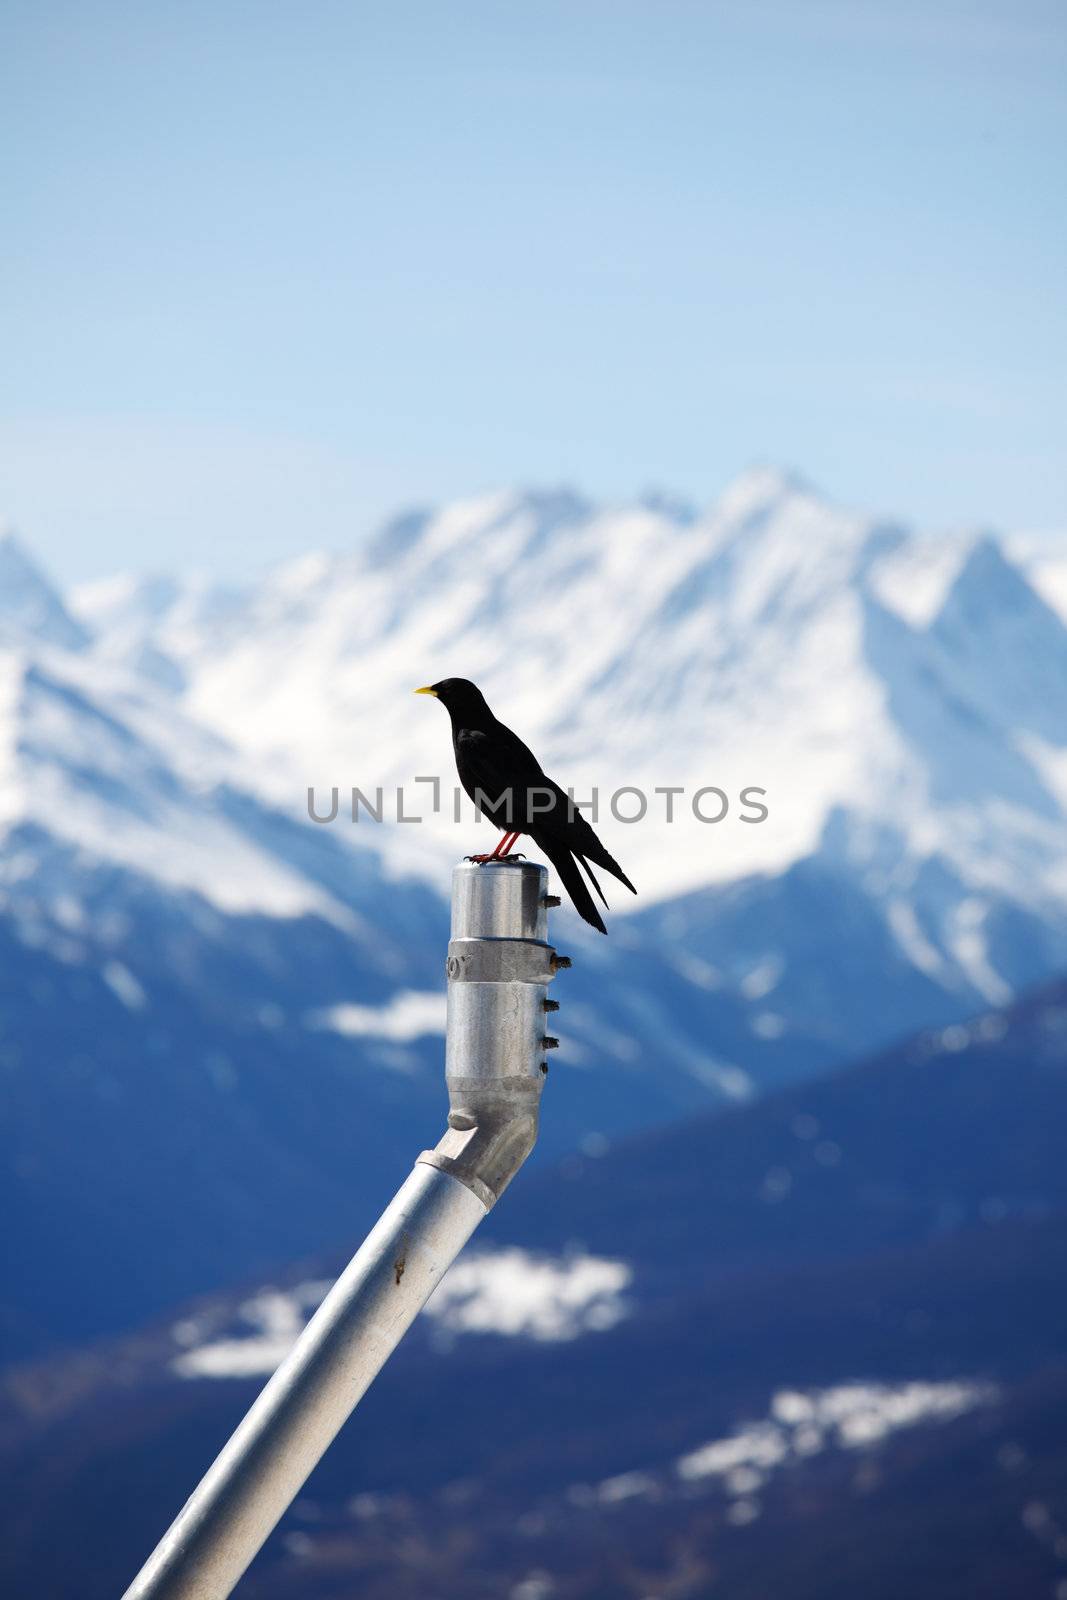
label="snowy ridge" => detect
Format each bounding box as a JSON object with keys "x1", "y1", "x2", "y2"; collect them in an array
[
  {"x1": 0, "y1": 526, "x2": 88, "y2": 652},
  {"x1": 0, "y1": 644, "x2": 354, "y2": 927},
  {"x1": 0, "y1": 467, "x2": 1064, "y2": 1107},
  {"x1": 66, "y1": 467, "x2": 1067, "y2": 1015},
  {"x1": 8, "y1": 477, "x2": 1067, "y2": 1377}
]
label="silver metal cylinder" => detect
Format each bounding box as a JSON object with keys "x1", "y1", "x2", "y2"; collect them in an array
[
  {"x1": 122, "y1": 857, "x2": 565, "y2": 1600},
  {"x1": 449, "y1": 857, "x2": 548, "y2": 941},
  {"x1": 419, "y1": 860, "x2": 554, "y2": 1207}
]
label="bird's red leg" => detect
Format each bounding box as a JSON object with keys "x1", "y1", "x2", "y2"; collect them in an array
[{"x1": 467, "y1": 829, "x2": 520, "y2": 864}]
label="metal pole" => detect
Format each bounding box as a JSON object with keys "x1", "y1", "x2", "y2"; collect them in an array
[{"x1": 123, "y1": 859, "x2": 565, "y2": 1600}]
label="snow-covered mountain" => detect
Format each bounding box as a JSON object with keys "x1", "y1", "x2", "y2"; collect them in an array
[
  {"x1": 72, "y1": 465, "x2": 1067, "y2": 1004},
  {"x1": 0, "y1": 509, "x2": 786, "y2": 1357},
  {"x1": 3, "y1": 469, "x2": 1067, "y2": 1357},
  {"x1": 0, "y1": 527, "x2": 88, "y2": 653}
]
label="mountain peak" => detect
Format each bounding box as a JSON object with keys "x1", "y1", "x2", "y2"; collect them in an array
[
  {"x1": 927, "y1": 531, "x2": 1067, "y2": 747},
  {"x1": 933, "y1": 533, "x2": 1048, "y2": 630},
  {"x1": 637, "y1": 488, "x2": 698, "y2": 525},
  {"x1": 0, "y1": 526, "x2": 89, "y2": 653},
  {"x1": 715, "y1": 464, "x2": 818, "y2": 521},
  {"x1": 513, "y1": 484, "x2": 590, "y2": 519}
]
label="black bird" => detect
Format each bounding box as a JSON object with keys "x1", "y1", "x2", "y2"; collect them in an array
[{"x1": 416, "y1": 678, "x2": 636, "y2": 934}]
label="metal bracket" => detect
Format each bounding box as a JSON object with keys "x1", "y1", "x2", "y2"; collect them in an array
[{"x1": 445, "y1": 938, "x2": 558, "y2": 984}]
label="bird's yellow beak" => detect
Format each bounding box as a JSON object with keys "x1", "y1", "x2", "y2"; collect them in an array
[{"x1": 414, "y1": 685, "x2": 438, "y2": 697}]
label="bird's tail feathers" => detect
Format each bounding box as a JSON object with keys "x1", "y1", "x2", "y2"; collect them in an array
[
  {"x1": 533, "y1": 832, "x2": 607, "y2": 935},
  {"x1": 568, "y1": 819, "x2": 637, "y2": 895},
  {"x1": 591, "y1": 844, "x2": 637, "y2": 896},
  {"x1": 577, "y1": 854, "x2": 610, "y2": 909},
  {"x1": 546, "y1": 780, "x2": 637, "y2": 896}
]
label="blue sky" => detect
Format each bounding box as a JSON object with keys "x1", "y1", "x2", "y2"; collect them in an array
[{"x1": 2, "y1": 0, "x2": 1065, "y2": 582}]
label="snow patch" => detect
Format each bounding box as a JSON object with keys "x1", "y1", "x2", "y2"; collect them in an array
[
  {"x1": 306, "y1": 990, "x2": 446, "y2": 1043},
  {"x1": 571, "y1": 1377, "x2": 994, "y2": 1528},
  {"x1": 170, "y1": 1249, "x2": 632, "y2": 1379},
  {"x1": 171, "y1": 1283, "x2": 331, "y2": 1379},
  {"x1": 677, "y1": 1379, "x2": 995, "y2": 1484},
  {"x1": 425, "y1": 1249, "x2": 632, "y2": 1342},
  {"x1": 102, "y1": 960, "x2": 147, "y2": 1010}
]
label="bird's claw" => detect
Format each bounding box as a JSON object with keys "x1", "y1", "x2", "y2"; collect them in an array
[{"x1": 464, "y1": 852, "x2": 527, "y2": 864}]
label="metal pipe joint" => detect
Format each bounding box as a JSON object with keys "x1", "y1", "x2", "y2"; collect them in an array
[{"x1": 419, "y1": 859, "x2": 566, "y2": 1208}]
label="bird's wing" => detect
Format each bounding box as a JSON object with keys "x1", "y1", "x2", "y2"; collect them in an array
[{"x1": 456, "y1": 728, "x2": 541, "y2": 823}]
